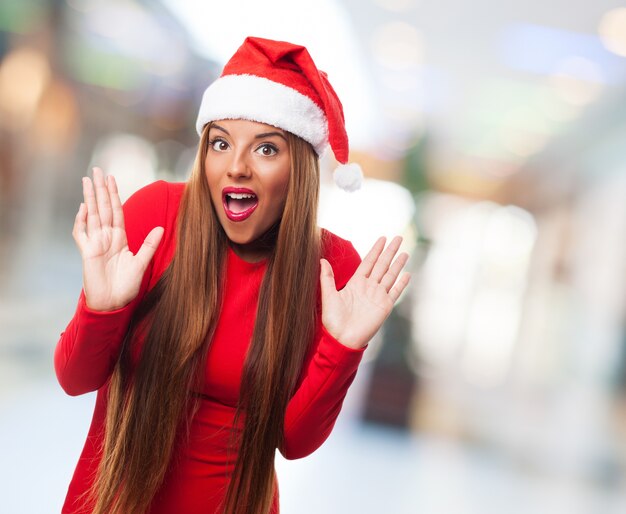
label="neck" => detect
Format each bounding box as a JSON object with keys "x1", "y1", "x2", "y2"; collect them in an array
[{"x1": 229, "y1": 222, "x2": 279, "y2": 263}]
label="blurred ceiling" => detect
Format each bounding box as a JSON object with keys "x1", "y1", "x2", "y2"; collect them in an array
[
  {"x1": 340, "y1": 0, "x2": 626, "y2": 179},
  {"x1": 4, "y1": 0, "x2": 625, "y2": 194}
]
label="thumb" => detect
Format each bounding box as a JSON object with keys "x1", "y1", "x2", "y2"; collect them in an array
[
  {"x1": 319, "y1": 258, "x2": 336, "y2": 299},
  {"x1": 135, "y1": 226, "x2": 164, "y2": 266}
]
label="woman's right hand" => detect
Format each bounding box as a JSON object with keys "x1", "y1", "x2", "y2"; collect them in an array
[{"x1": 72, "y1": 167, "x2": 164, "y2": 312}]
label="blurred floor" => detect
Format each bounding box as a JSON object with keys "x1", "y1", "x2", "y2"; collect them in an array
[
  {"x1": 1, "y1": 356, "x2": 625, "y2": 514},
  {"x1": 1, "y1": 242, "x2": 626, "y2": 513},
  {"x1": 0, "y1": 238, "x2": 625, "y2": 514},
  {"x1": 0, "y1": 238, "x2": 626, "y2": 514}
]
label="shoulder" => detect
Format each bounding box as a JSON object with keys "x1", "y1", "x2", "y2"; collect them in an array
[
  {"x1": 123, "y1": 180, "x2": 187, "y2": 253},
  {"x1": 123, "y1": 180, "x2": 186, "y2": 210},
  {"x1": 321, "y1": 229, "x2": 361, "y2": 290}
]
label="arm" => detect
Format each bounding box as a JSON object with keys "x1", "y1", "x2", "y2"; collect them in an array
[
  {"x1": 281, "y1": 324, "x2": 365, "y2": 459},
  {"x1": 54, "y1": 289, "x2": 142, "y2": 396},
  {"x1": 54, "y1": 178, "x2": 169, "y2": 396},
  {"x1": 280, "y1": 233, "x2": 364, "y2": 459},
  {"x1": 280, "y1": 233, "x2": 411, "y2": 459}
]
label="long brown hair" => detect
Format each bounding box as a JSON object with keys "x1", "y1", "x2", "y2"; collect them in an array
[{"x1": 87, "y1": 124, "x2": 321, "y2": 514}]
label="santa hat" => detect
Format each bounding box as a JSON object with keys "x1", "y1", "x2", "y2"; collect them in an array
[{"x1": 195, "y1": 36, "x2": 363, "y2": 192}]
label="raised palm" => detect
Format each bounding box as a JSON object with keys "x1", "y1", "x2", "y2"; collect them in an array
[
  {"x1": 72, "y1": 167, "x2": 163, "y2": 311},
  {"x1": 320, "y1": 236, "x2": 411, "y2": 349}
]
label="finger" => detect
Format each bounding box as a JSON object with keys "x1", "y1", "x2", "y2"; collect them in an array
[
  {"x1": 369, "y1": 236, "x2": 403, "y2": 282},
  {"x1": 72, "y1": 202, "x2": 88, "y2": 246},
  {"x1": 380, "y1": 252, "x2": 409, "y2": 292},
  {"x1": 93, "y1": 167, "x2": 113, "y2": 227},
  {"x1": 83, "y1": 176, "x2": 101, "y2": 235},
  {"x1": 319, "y1": 258, "x2": 337, "y2": 298},
  {"x1": 354, "y1": 236, "x2": 386, "y2": 278},
  {"x1": 389, "y1": 272, "x2": 411, "y2": 303},
  {"x1": 107, "y1": 174, "x2": 125, "y2": 231},
  {"x1": 134, "y1": 226, "x2": 164, "y2": 267}
]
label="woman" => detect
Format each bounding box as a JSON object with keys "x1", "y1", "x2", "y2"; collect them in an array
[{"x1": 55, "y1": 37, "x2": 410, "y2": 514}]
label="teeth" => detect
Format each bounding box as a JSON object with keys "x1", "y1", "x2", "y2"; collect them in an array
[{"x1": 226, "y1": 192, "x2": 256, "y2": 200}]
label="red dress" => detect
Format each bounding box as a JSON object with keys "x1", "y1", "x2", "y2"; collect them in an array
[{"x1": 54, "y1": 180, "x2": 365, "y2": 513}]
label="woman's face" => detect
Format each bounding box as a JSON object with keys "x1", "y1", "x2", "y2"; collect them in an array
[{"x1": 204, "y1": 119, "x2": 291, "y2": 261}]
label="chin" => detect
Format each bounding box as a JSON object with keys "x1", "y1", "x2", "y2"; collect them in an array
[
  {"x1": 227, "y1": 222, "x2": 280, "y2": 249},
  {"x1": 227, "y1": 234, "x2": 255, "y2": 245},
  {"x1": 221, "y1": 228, "x2": 249, "y2": 243},
  {"x1": 222, "y1": 227, "x2": 262, "y2": 245}
]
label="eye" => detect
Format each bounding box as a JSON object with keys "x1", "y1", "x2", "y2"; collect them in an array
[
  {"x1": 209, "y1": 138, "x2": 229, "y2": 152},
  {"x1": 255, "y1": 143, "x2": 278, "y2": 156}
]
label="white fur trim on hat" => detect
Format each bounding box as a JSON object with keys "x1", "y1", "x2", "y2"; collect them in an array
[
  {"x1": 196, "y1": 74, "x2": 329, "y2": 155},
  {"x1": 333, "y1": 163, "x2": 363, "y2": 192}
]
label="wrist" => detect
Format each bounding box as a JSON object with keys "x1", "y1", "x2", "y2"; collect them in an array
[
  {"x1": 82, "y1": 293, "x2": 130, "y2": 313},
  {"x1": 84, "y1": 301, "x2": 125, "y2": 313},
  {"x1": 322, "y1": 324, "x2": 367, "y2": 350}
]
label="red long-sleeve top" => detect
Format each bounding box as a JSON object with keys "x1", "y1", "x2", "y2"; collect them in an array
[{"x1": 54, "y1": 180, "x2": 365, "y2": 514}]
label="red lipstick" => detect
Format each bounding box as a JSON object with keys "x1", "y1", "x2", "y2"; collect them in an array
[{"x1": 222, "y1": 187, "x2": 258, "y2": 222}]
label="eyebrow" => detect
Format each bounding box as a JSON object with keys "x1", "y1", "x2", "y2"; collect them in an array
[{"x1": 211, "y1": 124, "x2": 287, "y2": 142}]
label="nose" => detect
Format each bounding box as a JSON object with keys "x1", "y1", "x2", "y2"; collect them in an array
[{"x1": 227, "y1": 151, "x2": 252, "y2": 180}]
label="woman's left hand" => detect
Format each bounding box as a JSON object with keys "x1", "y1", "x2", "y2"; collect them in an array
[{"x1": 320, "y1": 236, "x2": 411, "y2": 349}]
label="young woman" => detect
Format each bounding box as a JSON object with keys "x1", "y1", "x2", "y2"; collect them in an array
[{"x1": 55, "y1": 37, "x2": 410, "y2": 514}]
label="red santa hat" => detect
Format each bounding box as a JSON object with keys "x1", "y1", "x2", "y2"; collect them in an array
[{"x1": 195, "y1": 36, "x2": 363, "y2": 192}]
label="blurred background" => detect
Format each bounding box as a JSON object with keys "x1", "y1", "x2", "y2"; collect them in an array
[{"x1": 1, "y1": 0, "x2": 625, "y2": 512}]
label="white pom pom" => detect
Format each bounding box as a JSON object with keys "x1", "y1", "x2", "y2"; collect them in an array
[{"x1": 333, "y1": 162, "x2": 363, "y2": 192}]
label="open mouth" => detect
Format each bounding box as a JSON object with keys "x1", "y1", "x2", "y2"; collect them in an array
[{"x1": 222, "y1": 188, "x2": 258, "y2": 221}]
